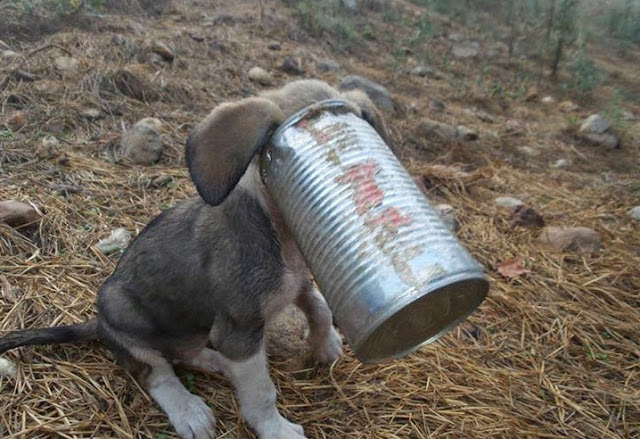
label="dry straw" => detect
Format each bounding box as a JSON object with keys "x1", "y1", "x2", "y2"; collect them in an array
[{"x1": 1, "y1": 2, "x2": 639, "y2": 438}]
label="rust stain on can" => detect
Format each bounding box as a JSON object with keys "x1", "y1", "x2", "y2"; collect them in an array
[{"x1": 336, "y1": 161, "x2": 385, "y2": 215}]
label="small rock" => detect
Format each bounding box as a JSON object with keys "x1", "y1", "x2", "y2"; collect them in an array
[
  {"x1": 338, "y1": 75, "x2": 395, "y2": 115},
  {"x1": 316, "y1": 58, "x2": 341, "y2": 73},
  {"x1": 189, "y1": 33, "x2": 205, "y2": 42},
  {"x1": 551, "y1": 159, "x2": 569, "y2": 169},
  {"x1": 485, "y1": 129, "x2": 500, "y2": 142},
  {"x1": 580, "y1": 114, "x2": 609, "y2": 134},
  {"x1": 280, "y1": 56, "x2": 304, "y2": 75},
  {"x1": 112, "y1": 34, "x2": 128, "y2": 46},
  {"x1": 0, "y1": 200, "x2": 41, "y2": 228},
  {"x1": 120, "y1": 118, "x2": 163, "y2": 165},
  {"x1": 113, "y1": 68, "x2": 154, "y2": 101},
  {"x1": 558, "y1": 101, "x2": 579, "y2": 112},
  {"x1": 429, "y1": 99, "x2": 446, "y2": 113},
  {"x1": 525, "y1": 88, "x2": 539, "y2": 102},
  {"x1": 266, "y1": 305, "x2": 309, "y2": 360},
  {"x1": 505, "y1": 119, "x2": 523, "y2": 135},
  {"x1": 36, "y1": 136, "x2": 60, "y2": 159},
  {"x1": 151, "y1": 174, "x2": 173, "y2": 188},
  {"x1": 149, "y1": 53, "x2": 166, "y2": 65},
  {"x1": 1, "y1": 50, "x2": 19, "y2": 59},
  {"x1": 621, "y1": 110, "x2": 634, "y2": 122},
  {"x1": 418, "y1": 119, "x2": 458, "y2": 141},
  {"x1": 96, "y1": 228, "x2": 132, "y2": 255},
  {"x1": 509, "y1": 205, "x2": 545, "y2": 228},
  {"x1": 539, "y1": 226, "x2": 601, "y2": 254},
  {"x1": 452, "y1": 41, "x2": 480, "y2": 58},
  {"x1": 248, "y1": 66, "x2": 273, "y2": 86},
  {"x1": 410, "y1": 65, "x2": 444, "y2": 80},
  {"x1": 495, "y1": 197, "x2": 525, "y2": 207},
  {"x1": 80, "y1": 107, "x2": 103, "y2": 120},
  {"x1": 54, "y1": 56, "x2": 79, "y2": 75},
  {"x1": 628, "y1": 206, "x2": 640, "y2": 221},
  {"x1": 541, "y1": 96, "x2": 555, "y2": 105},
  {"x1": 457, "y1": 125, "x2": 478, "y2": 141},
  {"x1": 0, "y1": 358, "x2": 17, "y2": 378},
  {"x1": 435, "y1": 204, "x2": 460, "y2": 232},
  {"x1": 475, "y1": 110, "x2": 495, "y2": 123},
  {"x1": 128, "y1": 21, "x2": 145, "y2": 35},
  {"x1": 5, "y1": 111, "x2": 26, "y2": 130},
  {"x1": 581, "y1": 132, "x2": 620, "y2": 150},
  {"x1": 268, "y1": 41, "x2": 282, "y2": 51},
  {"x1": 517, "y1": 146, "x2": 538, "y2": 157},
  {"x1": 151, "y1": 40, "x2": 174, "y2": 62}
]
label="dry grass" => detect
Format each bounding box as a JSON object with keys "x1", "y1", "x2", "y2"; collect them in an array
[{"x1": 1, "y1": 0, "x2": 639, "y2": 438}]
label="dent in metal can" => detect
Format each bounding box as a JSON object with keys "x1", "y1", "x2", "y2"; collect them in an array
[{"x1": 261, "y1": 100, "x2": 489, "y2": 363}]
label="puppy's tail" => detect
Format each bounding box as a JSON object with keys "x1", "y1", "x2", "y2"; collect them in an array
[{"x1": 0, "y1": 319, "x2": 98, "y2": 354}]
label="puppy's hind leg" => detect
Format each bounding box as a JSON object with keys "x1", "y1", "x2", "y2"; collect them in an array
[
  {"x1": 218, "y1": 341, "x2": 307, "y2": 439},
  {"x1": 296, "y1": 282, "x2": 343, "y2": 364},
  {"x1": 115, "y1": 346, "x2": 216, "y2": 439}
]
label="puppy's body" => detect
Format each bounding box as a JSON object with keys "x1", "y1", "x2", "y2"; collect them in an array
[{"x1": 0, "y1": 80, "x2": 391, "y2": 439}]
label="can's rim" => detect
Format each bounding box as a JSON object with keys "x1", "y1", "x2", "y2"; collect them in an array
[
  {"x1": 352, "y1": 271, "x2": 490, "y2": 364},
  {"x1": 271, "y1": 99, "x2": 354, "y2": 142}
]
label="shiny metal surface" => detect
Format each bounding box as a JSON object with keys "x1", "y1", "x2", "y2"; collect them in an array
[{"x1": 261, "y1": 100, "x2": 489, "y2": 363}]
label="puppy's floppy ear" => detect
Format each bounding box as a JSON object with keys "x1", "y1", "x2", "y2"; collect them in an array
[
  {"x1": 341, "y1": 89, "x2": 393, "y2": 148},
  {"x1": 186, "y1": 97, "x2": 285, "y2": 205}
]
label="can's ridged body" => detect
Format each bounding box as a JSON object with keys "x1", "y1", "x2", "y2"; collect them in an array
[{"x1": 261, "y1": 101, "x2": 488, "y2": 363}]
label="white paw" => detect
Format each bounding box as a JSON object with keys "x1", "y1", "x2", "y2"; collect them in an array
[
  {"x1": 257, "y1": 414, "x2": 307, "y2": 439},
  {"x1": 168, "y1": 394, "x2": 216, "y2": 439},
  {"x1": 311, "y1": 326, "x2": 343, "y2": 364}
]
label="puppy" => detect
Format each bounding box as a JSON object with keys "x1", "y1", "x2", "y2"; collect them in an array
[{"x1": 0, "y1": 80, "x2": 391, "y2": 439}]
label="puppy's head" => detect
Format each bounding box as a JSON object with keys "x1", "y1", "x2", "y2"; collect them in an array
[{"x1": 186, "y1": 80, "x2": 391, "y2": 206}]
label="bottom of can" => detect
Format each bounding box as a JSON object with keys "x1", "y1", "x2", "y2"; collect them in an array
[{"x1": 352, "y1": 275, "x2": 489, "y2": 363}]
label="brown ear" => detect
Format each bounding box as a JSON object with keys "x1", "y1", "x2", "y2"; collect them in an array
[
  {"x1": 342, "y1": 89, "x2": 393, "y2": 148},
  {"x1": 186, "y1": 97, "x2": 285, "y2": 205}
]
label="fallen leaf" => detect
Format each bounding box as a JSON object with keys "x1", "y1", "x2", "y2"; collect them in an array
[{"x1": 498, "y1": 258, "x2": 531, "y2": 279}]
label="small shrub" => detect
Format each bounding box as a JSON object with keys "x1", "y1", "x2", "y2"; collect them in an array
[
  {"x1": 569, "y1": 45, "x2": 601, "y2": 95},
  {"x1": 602, "y1": 89, "x2": 629, "y2": 131}
]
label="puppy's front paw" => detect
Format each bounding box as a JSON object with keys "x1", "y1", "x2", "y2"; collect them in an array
[
  {"x1": 257, "y1": 414, "x2": 307, "y2": 439},
  {"x1": 168, "y1": 394, "x2": 216, "y2": 439},
  {"x1": 311, "y1": 326, "x2": 343, "y2": 364}
]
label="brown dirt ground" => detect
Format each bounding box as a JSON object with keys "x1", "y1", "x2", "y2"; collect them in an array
[{"x1": 1, "y1": 1, "x2": 639, "y2": 438}]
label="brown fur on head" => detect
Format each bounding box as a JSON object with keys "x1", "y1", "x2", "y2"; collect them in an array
[{"x1": 186, "y1": 79, "x2": 392, "y2": 206}]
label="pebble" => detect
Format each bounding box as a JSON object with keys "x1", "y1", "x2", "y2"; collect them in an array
[
  {"x1": 495, "y1": 197, "x2": 525, "y2": 207},
  {"x1": 120, "y1": 118, "x2": 163, "y2": 165},
  {"x1": 0, "y1": 200, "x2": 41, "y2": 228},
  {"x1": 248, "y1": 67, "x2": 273, "y2": 86},
  {"x1": 96, "y1": 228, "x2": 132, "y2": 255},
  {"x1": 539, "y1": 226, "x2": 601, "y2": 254}
]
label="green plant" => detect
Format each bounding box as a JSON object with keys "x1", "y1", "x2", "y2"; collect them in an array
[
  {"x1": 409, "y1": 13, "x2": 433, "y2": 46},
  {"x1": 490, "y1": 79, "x2": 504, "y2": 97},
  {"x1": 295, "y1": 0, "x2": 359, "y2": 48},
  {"x1": 569, "y1": 43, "x2": 601, "y2": 95},
  {"x1": 602, "y1": 89, "x2": 629, "y2": 131},
  {"x1": 606, "y1": 0, "x2": 640, "y2": 53}
]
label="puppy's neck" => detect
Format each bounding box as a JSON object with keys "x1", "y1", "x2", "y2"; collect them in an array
[{"x1": 238, "y1": 159, "x2": 306, "y2": 274}]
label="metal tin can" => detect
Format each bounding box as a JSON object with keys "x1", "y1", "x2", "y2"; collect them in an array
[{"x1": 261, "y1": 100, "x2": 489, "y2": 363}]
